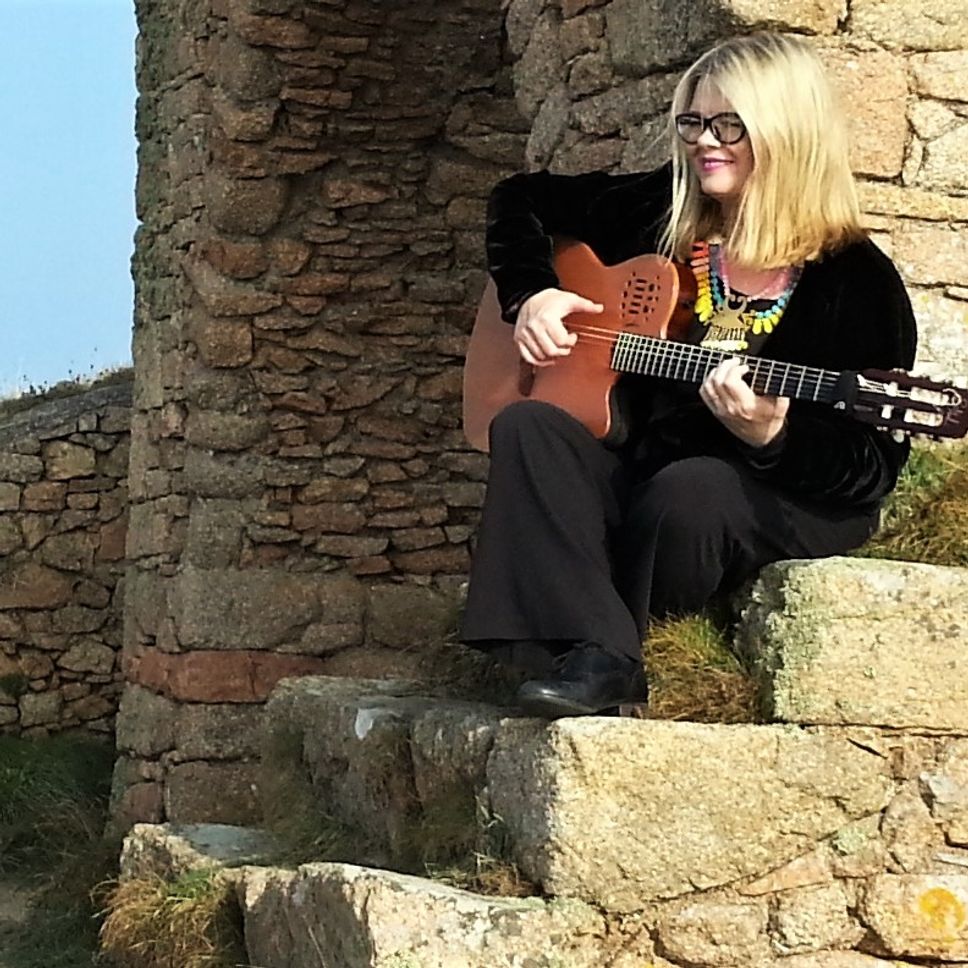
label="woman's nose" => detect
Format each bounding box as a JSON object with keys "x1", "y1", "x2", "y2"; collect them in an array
[{"x1": 696, "y1": 124, "x2": 721, "y2": 147}]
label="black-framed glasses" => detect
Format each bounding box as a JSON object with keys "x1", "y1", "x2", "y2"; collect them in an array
[{"x1": 674, "y1": 112, "x2": 747, "y2": 145}]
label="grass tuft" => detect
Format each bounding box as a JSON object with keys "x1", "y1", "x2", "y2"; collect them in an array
[
  {"x1": 0, "y1": 734, "x2": 115, "y2": 874},
  {"x1": 644, "y1": 613, "x2": 759, "y2": 723},
  {"x1": 98, "y1": 868, "x2": 246, "y2": 968},
  {"x1": 858, "y1": 445, "x2": 968, "y2": 567},
  {"x1": 0, "y1": 734, "x2": 118, "y2": 968}
]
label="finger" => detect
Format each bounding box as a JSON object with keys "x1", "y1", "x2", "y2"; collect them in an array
[
  {"x1": 532, "y1": 322, "x2": 572, "y2": 359},
  {"x1": 564, "y1": 294, "x2": 604, "y2": 315},
  {"x1": 517, "y1": 340, "x2": 554, "y2": 368},
  {"x1": 517, "y1": 330, "x2": 549, "y2": 364}
]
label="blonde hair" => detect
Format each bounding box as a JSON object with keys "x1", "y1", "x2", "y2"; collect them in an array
[{"x1": 660, "y1": 33, "x2": 864, "y2": 268}]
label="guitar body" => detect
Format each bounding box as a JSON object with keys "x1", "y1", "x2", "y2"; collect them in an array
[
  {"x1": 463, "y1": 242, "x2": 697, "y2": 452},
  {"x1": 462, "y1": 241, "x2": 968, "y2": 449}
]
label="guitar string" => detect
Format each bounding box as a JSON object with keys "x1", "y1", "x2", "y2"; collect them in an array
[
  {"x1": 567, "y1": 326, "x2": 951, "y2": 415},
  {"x1": 564, "y1": 324, "x2": 839, "y2": 401}
]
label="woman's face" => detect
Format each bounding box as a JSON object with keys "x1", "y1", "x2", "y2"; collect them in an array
[{"x1": 684, "y1": 82, "x2": 754, "y2": 211}]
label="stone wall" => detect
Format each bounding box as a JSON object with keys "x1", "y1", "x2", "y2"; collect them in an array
[
  {"x1": 118, "y1": 0, "x2": 967, "y2": 825},
  {"x1": 508, "y1": 0, "x2": 968, "y2": 377},
  {"x1": 118, "y1": 552, "x2": 968, "y2": 966},
  {"x1": 118, "y1": 0, "x2": 524, "y2": 822},
  {"x1": 0, "y1": 383, "x2": 131, "y2": 736}
]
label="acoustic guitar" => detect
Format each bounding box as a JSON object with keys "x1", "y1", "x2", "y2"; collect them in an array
[{"x1": 462, "y1": 241, "x2": 968, "y2": 452}]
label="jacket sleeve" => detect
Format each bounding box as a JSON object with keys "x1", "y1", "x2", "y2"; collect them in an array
[
  {"x1": 485, "y1": 169, "x2": 626, "y2": 323},
  {"x1": 738, "y1": 241, "x2": 918, "y2": 509}
]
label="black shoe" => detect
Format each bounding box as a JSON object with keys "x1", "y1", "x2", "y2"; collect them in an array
[{"x1": 517, "y1": 642, "x2": 648, "y2": 719}]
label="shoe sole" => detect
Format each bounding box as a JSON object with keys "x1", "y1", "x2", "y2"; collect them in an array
[{"x1": 519, "y1": 695, "x2": 649, "y2": 720}]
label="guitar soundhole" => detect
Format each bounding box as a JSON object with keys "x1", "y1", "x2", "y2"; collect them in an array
[{"x1": 621, "y1": 274, "x2": 661, "y2": 326}]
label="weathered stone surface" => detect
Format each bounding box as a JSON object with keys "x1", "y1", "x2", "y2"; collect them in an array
[
  {"x1": 924, "y1": 740, "x2": 968, "y2": 847},
  {"x1": 366, "y1": 583, "x2": 458, "y2": 648},
  {"x1": 43, "y1": 441, "x2": 96, "y2": 480},
  {"x1": 240, "y1": 863, "x2": 611, "y2": 968},
  {"x1": 261, "y1": 677, "x2": 512, "y2": 865},
  {"x1": 861, "y1": 874, "x2": 968, "y2": 959},
  {"x1": 736, "y1": 558, "x2": 968, "y2": 731},
  {"x1": 895, "y1": 223, "x2": 968, "y2": 287},
  {"x1": 184, "y1": 258, "x2": 282, "y2": 317},
  {"x1": 0, "y1": 518, "x2": 22, "y2": 555},
  {"x1": 739, "y1": 849, "x2": 833, "y2": 896},
  {"x1": 911, "y1": 51, "x2": 968, "y2": 101},
  {"x1": 173, "y1": 704, "x2": 264, "y2": 761},
  {"x1": 488, "y1": 719, "x2": 893, "y2": 910},
  {"x1": 165, "y1": 761, "x2": 261, "y2": 825},
  {"x1": 851, "y1": 0, "x2": 968, "y2": 50},
  {"x1": 819, "y1": 47, "x2": 908, "y2": 179},
  {"x1": 40, "y1": 532, "x2": 97, "y2": 572},
  {"x1": 206, "y1": 173, "x2": 289, "y2": 236},
  {"x1": 184, "y1": 411, "x2": 270, "y2": 451},
  {"x1": 120, "y1": 822, "x2": 281, "y2": 881},
  {"x1": 0, "y1": 482, "x2": 19, "y2": 510},
  {"x1": 128, "y1": 649, "x2": 331, "y2": 703},
  {"x1": 657, "y1": 899, "x2": 770, "y2": 966},
  {"x1": 184, "y1": 498, "x2": 244, "y2": 568},
  {"x1": 858, "y1": 181, "x2": 968, "y2": 223},
  {"x1": 909, "y1": 288, "x2": 968, "y2": 381},
  {"x1": 725, "y1": 0, "x2": 844, "y2": 32},
  {"x1": 169, "y1": 566, "x2": 364, "y2": 650},
  {"x1": 919, "y1": 123, "x2": 968, "y2": 195},
  {"x1": 58, "y1": 640, "x2": 115, "y2": 674},
  {"x1": 0, "y1": 453, "x2": 43, "y2": 483},
  {"x1": 771, "y1": 883, "x2": 864, "y2": 954},
  {"x1": 775, "y1": 954, "x2": 913, "y2": 967},
  {"x1": 513, "y1": 11, "x2": 563, "y2": 120},
  {"x1": 880, "y1": 782, "x2": 944, "y2": 874},
  {"x1": 0, "y1": 563, "x2": 73, "y2": 610},
  {"x1": 115, "y1": 684, "x2": 178, "y2": 756},
  {"x1": 19, "y1": 691, "x2": 63, "y2": 728},
  {"x1": 191, "y1": 318, "x2": 255, "y2": 369}
]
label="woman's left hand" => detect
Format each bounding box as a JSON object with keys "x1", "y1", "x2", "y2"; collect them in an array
[{"x1": 699, "y1": 357, "x2": 789, "y2": 448}]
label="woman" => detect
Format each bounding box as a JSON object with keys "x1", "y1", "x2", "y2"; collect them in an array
[{"x1": 460, "y1": 33, "x2": 917, "y2": 718}]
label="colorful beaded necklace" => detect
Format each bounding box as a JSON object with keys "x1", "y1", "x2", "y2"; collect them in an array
[{"x1": 691, "y1": 241, "x2": 801, "y2": 349}]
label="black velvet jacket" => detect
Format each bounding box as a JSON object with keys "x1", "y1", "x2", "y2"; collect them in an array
[{"x1": 485, "y1": 164, "x2": 918, "y2": 511}]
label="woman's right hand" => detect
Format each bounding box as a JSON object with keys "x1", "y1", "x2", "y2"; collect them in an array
[{"x1": 513, "y1": 288, "x2": 604, "y2": 367}]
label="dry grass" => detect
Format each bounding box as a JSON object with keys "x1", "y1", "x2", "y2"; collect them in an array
[
  {"x1": 98, "y1": 868, "x2": 246, "y2": 968},
  {"x1": 643, "y1": 613, "x2": 759, "y2": 723},
  {"x1": 859, "y1": 445, "x2": 968, "y2": 567},
  {"x1": 0, "y1": 735, "x2": 118, "y2": 968},
  {"x1": 0, "y1": 365, "x2": 132, "y2": 421}
]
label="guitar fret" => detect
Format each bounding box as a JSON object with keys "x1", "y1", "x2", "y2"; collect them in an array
[{"x1": 615, "y1": 332, "x2": 842, "y2": 406}]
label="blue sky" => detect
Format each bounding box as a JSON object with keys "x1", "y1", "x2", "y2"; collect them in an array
[{"x1": 1, "y1": 0, "x2": 137, "y2": 394}]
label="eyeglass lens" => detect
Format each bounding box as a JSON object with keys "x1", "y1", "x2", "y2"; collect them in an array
[{"x1": 675, "y1": 113, "x2": 746, "y2": 145}]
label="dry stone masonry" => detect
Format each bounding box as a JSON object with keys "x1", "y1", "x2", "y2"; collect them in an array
[
  {"x1": 116, "y1": 0, "x2": 968, "y2": 856},
  {"x1": 119, "y1": 0, "x2": 527, "y2": 823},
  {"x1": 118, "y1": 549, "x2": 968, "y2": 965},
  {"x1": 0, "y1": 383, "x2": 131, "y2": 736}
]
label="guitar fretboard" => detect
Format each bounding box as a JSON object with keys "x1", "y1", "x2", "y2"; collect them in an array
[{"x1": 612, "y1": 331, "x2": 840, "y2": 402}]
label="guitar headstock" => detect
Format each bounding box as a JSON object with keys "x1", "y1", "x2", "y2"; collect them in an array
[{"x1": 838, "y1": 369, "x2": 968, "y2": 440}]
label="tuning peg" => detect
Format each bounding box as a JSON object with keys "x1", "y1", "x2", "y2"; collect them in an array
[{"x1": 892, "y1": 429, "x2": 906, "y2": 442}]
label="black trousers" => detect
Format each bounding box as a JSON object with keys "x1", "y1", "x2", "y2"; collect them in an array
[{"x1": 460, "y1": 401, "x2": 878, "y2": 664}]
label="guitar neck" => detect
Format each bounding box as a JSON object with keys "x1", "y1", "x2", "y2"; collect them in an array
[{"x1": 612, "y1": 332, "x2": 841, "y2": 403}]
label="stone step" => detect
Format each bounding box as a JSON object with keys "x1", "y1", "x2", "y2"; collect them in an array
[
  {"x1": 260, "y1": 676, "x2": 901, "y2": 913},
  {"x1": 119, "y1": 823, "x2": 968, "y2": 967},
  {"x1": 119, "y1": 823, "x2": 643, "y2": 968},
  {"x1": 736, "y1": 557, "x2": 968, "y2": 731}
]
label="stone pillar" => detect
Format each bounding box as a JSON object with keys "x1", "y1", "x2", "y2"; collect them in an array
[{"x1": 116, "y1": 0, "x2": 525, "y2": 827}]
